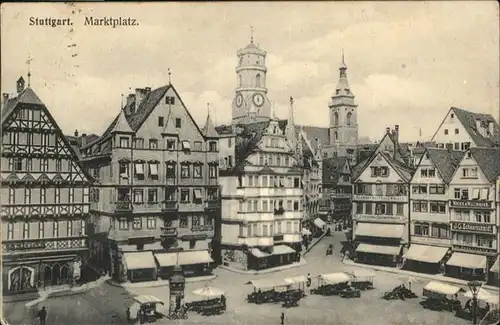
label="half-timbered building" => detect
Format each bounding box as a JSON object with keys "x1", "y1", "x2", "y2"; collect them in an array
[
  {"x1": 79, "y1": 83, "x2": 219, "y2": 282},
  {"x1": 1, "y1": 77, "x2": 92, "y2": 294}
]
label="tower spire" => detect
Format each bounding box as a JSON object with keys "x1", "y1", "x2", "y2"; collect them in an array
[
  {"x1": 250, "y1": 26, "x2": 254, "y2": 44},
  {"x1": 289, "y1": 96, "x2": 295, "y2": 125},
  {"x1": 207, "y1": 102, "x2": 210, "y2": 117}
]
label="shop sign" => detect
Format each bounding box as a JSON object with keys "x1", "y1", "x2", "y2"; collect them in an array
[
  {"x1": 355, "y1": 214, "x2": 406, "y2": 223},
  {"x1": 451, "y1": 222, "x2": 494, "y2": 234},
  {"x1": 453, "y1": 244, "x2": 497, "y2": 255},
  {"x1": 450, "y1": 200, "x2": 491, "y2": 209}
]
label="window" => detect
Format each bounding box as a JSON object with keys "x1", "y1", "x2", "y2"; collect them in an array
[
  {"x1": 69, "y1": 188, "x2": 74, "y2": 203},
  {"x1": 166, "y1": 139, "x2": 176, "y2": 151},
  {"x1": 478, "y1": 236, "x2": 493, "y2": 248},
  {"x1": 454, "y1": 128, "x2": 459, "y2": 134},
  {"x1": 179, "y1": 216, "x2": 188, "y2": 228},
  {"x1": 53, "y1": 221, "x2": 59, "y2": 237},
  {"x1": 429, "y1": 185, "x2": 445, "y2": 194},
  {"x1": 285, "y1": 157, "x2": 290, "y2": 166},
  {"x1": 414, "y1": 223, "x2": 429, "y2": 236},
  {"x1": 455, "y1": 209, "x2": 470, "y2": 222},
  {"x1": 149, "y1": 163, "x2": 158, "y2": 180},
  {"x1": 428, "y1": 169, "x2": 436, "y2": 177},
  {"x1": 375, "y1": 203, "x2": 386, "y2": 215},
  {"x1": 40, "y1": 188, "x2": 46, "y2": 204},
  {"x1": 134, "y1": 138, "x2": 144, "y2": 149},
  {"x1": 166, "y1": 163, "x2": 176, "y2": 178},
  {"x1": 209, "y1": 165, "x2": 217, "y2": 178},
  {"x1": 461, "y1": 142, "x2": 471, "y2": 151},
  {"x1": 158, "y1": 116, "x2": 164, "y2": 127},
  {"x1": 462, "y1": 167, "x2": 478, "y2": 178},
  {"x1": 293, "y1": 201, "x2": 299, "y2": 211},
  {"x1": 145, "y1": 217, "x2": 156, "y2": 229},
  {"x1": 444, "y1": 129, "x2": 448, "y2": 135},
  {"x1": 133, "y1": 189, "x2": 143, "y2": 203},
  {"x1": 346, "y1": 112, "x2": 352, "y2": 126},
  {"x1": 420, "y1": 169, "x2": 428, "y2": 177},
  {"x1": 412, "y1": 185, "x2": 427, "y2": 194},
  {"x1": 454, "y1": 142, "x2": 460, "y2": 150},
  {"x1": 365, "y1": 203, "x2": 373, "y2": 214},
  {"x1": 147, "y1": 189, "x2": 158, "y2": 202},
  {"x1": 166, "y1": 96, "x2": 176, "y2": 105},
  {"x1": 356, "y1": 202, "x2": 363, "y2": 214},
  {"x1": 255, "y1": 74, "x2": 261, "y2": 87},
  {"x1": 181, "y1": 163, "x2": 190, "y2": 178},
  {"x1": 132, "y1": 217, "x2": 142, "y2": 229},
  {"x1": 474, "y1": 211, "x2": 491, "y2": 223},
  {"x1": 134, "y1": 163, "x2": 145, "y2": 180},
  {"x1": 175, "y1": 118, "x2": 181, "y2": 128},
  {"x1": 227, "y1": 137, "x2": 232, "y2": 147},
  {"x1": 67, "y1": 220, "x2": 73, "y2": 237},
  {"x1": 370, "y1": 166, "x2": 389, "y2": 177},
  {"x1": 193, "y1": 164, "x2": 202, "y2": 178},
  {"x1": 429, "y1": 201, "x2": 446, "y2": 214},
  {"x1": 189, "y1": 240, "x2": 196, "y2": 249},
  {"x1": 40, "y1": 159, "x2": 48, "y2": 172},
  {"x1": 396, "y1": 204, "x2": 404, "y2": 215},
  {"x1": 93, "y1": 167, "x2": 100, "y2": 179},
  {"x1": 193, "y1": 189, "x2": 203, "y2": 203},
  {"x1": 24, "y1": 188, "x2": 31, "y2": 204},
  {"x1": 149, "y1": 139, "x2": 158, "y2": 149},
  {"x1": 192, "y1": 215, "x2": 201, "y2": 226},
  {"x1": 293, "y1": 178, "x2": 300, "y2": 188},
  {"x1": 181, "y1": 189, "x2": 190, "y2": 202},
  {"x1": 209, "y1": 141, "x2": 218, "y2": 152},
  {"x1": 119, "y1": 162, "x2": 129, "y2": 178},
  {"x1": 412, "y1": 200, "x2": 428, "y2": 212},
  {"x1": 7, "y1": 223, "x2": 14, "y2": 240},
  {"x1": 119, "y1": 137, "x2": 130, "y2": 148},
  {"x1": 334, "y1": 112, "x2": 338, "y2": 126},
  {"x1": 193, "y1": 141, "x2": 202, "y2": 151},
  {"x1": 55, "y1": 187, "x2": 60, "y2": 204},
  {"x1": 182, "y1": 140, "x2": 190, "y2": 150},
  {"x1": 334, "y1": 131, "x2": 338, "y2": 141},
  {"x1": 454, "y1": 188, "x2": 469, "y2": 200},
  {"x1": 23, "y1": 222, "x2": 30, "y2": 239},
  {"x1": 259, "y1": 155, "x2": 264, "y2": 165}
]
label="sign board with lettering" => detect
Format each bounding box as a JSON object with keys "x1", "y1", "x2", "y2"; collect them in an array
[
  {"x1": 451, "y1": 222, "x2": 494, "y2": 234},
  {"x1": 453, "y1": 244, "x2": 497, "y2": 255},
  {"x1": 450, "y1": 200, "x2": 491, "y2": 209}
]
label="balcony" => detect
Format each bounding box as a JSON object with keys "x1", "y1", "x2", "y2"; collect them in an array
[
  {"x1": 3, "y1": 237, "x2": 87, "y2": 254},
  {"x1": 160, "y1": 226, "x2": 177, "y2": 237},
  {"x1": 449, "y1": 200, "x2": 492, "y2": 210},
  {"x1": 204, "y1": 199, "x2": 219, "y2": 211},
  {"x1": 353, "y1": 194, "x2": 407, "y2": 202},
  {"x1": 162, "y1": 200, "x2": 179, "y2": 212},
  {"x1": 191, "y1": 224, "x2": 214, "y2": 232},
  {"x1": 451, "y1": 222, "x2": 495, "y2": 234},
  {"x1": 114, "y1": 201, "x2": 133, "y2": 213}
]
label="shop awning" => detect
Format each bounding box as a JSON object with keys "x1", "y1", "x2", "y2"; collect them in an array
[
  {"x1": 314, "y1": 218, "x2": 326, "y2": 228},
  {"x1": 272, "y1": 245, "x2": 296, "y2": 255},
  {"x1": 248, "y1": 278, "x2": 290, "y2": 290},
  {"x1": 424, "y1": 281, "x2": 463, "y2": 296},
  {"x1": 490, "y1": 256, "x2": 499, "y2": 273},
  {"x1": 123, "y1": 251, "x2": 156, "y2": 270},
  {"x1": 403, "y1": 244, "x2": 449, "y2": 264},
  {"x1": 284, "y1": 275, "x2": 307, "y2": 285},
  {"x1": 154, "y1": 253, "x2": 178, "y2": 267},
  {"x1": 177, "y1": 250, "x2": 214, "y2": 266},
  {"x1": 250, "y1": 248, "x2": 270, "y2": 258},
  {"x1": 356, "y1": 243, "x2": 402, "y2": 256},
  {"x1": 319, "y1": 272, "x2": 351, "y2": 285},
  {"x1": 355, "y1": 223, "x2": 404, "y2": 238},
  {"x1": 445, "y1": 252, "x2": 487, "y2": 269}
]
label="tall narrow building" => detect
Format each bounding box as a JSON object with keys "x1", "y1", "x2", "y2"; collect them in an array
[
  {"x1": 231, "y1": 36, "x2": 271, "y2": 124},
  {"x1": 325, "y1": 53, "x2": 359, "y2": 165}
]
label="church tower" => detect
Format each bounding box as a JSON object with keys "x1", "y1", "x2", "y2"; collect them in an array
[
  {"x1": 327, "y1": 52, "x2": 358, "y2": 165},
  {"x1": 231, "y1": 32, "x2": 271, "y2": 124}
]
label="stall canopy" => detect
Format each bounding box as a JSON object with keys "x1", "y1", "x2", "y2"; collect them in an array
[
  {"x1": 123, "y1": 251, "x2": 157, "y2": 270},
  {"x1": 464, "y1": 288, "x2": 499, "y2": 306},
  {"x1": 319, "y1": 272, "x2": 351, "y2": 285},
  {"x1": 284, "y1": 275, "x2": 307, "y2": 285},
  {"x1": 354, "y1": 223, "x2": 404, "y2": 238},
  {"x1": 177, "y1": 250, "x2": 214, "y2": 266},
  {"x1": 351, "y1": 270, "x2": 376, "y2": 279},
  {"x1": 154, "y1": 252, "x2": 178, "y2": 267},
  {"x1": 272, "y1": 245, "x2": 296, "y2": 255},
  {"x1": 133, "y1": 295, "x2": 164, "y2": 305},
  {"x1": 423, "y1": 281, "x2": 463, "y2": 296},
  {"x1": 403, "y1": 244, "x2": 449, "y2": 264},
  {"x1": 490, "y1": 256, "x2": 499, "y2": 273},
  {"x1": 192, "y1": 286, "x2": 225, "y2": 298},
  {"x1": 445, "y1": 252, "x2": 487, "y2": 269},
  {"x1": 248, "y1": 278, "x2": 290, "y2": 290},
  {"x1": 314, "y1": 218, "x2": 326, "y2": 228},
  {"x1": 250, "y1": 248, "x2": 270, "y2": 258},
  {"x1": 356, "y1": 243, "x2": 402, "y2": 256}
]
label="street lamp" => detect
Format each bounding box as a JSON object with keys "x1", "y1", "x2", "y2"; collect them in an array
[{"x1": 467, "y1": 280, "x2": 483, "y2": 325}]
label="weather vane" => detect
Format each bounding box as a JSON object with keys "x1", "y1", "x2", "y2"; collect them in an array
[
  {"x1": 250, "y1": 26, "x2": 254, "y2": 43},
  {"x1": 26, "y1": 54, "x2": 33, "y2": 87},
  {"x1": 168, "y1": 68, "x2": 172, "y2": 85}
]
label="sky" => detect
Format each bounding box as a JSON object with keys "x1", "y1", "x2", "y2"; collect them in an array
[{"x1": 1, "y1": 1, "x2": 499, "y2": 142}]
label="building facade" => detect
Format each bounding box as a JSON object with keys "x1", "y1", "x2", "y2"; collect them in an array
[
  {"x1": 79, "y1": 83, "x2": 219, "y2": 282},
  {"x1": 445, "y1": 147, "x2": 500, "y2": 281},
  {"x1": 430, "y1": 107, "x2": 500, "y2": 150},
  {"x1": 1, "y1": 77, "x2": 92, "y2": 294},
  {"x1": 351, "y1": 127, "x2": 414, "y2": 267},
  {"x1": 404, "y1": 148, "x2": 463, "y2": 274}
]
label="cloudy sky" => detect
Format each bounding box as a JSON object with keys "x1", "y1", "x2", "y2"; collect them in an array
[{"x1": 1, "y1": 2, "x2": 498, "y2": 142}]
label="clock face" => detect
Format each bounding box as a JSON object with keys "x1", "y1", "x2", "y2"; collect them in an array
[
  {"x1": 253, "y1": 93, "x2": 264, "y2": 107},
  {"x1": 235, "y1": 93, "x2": 243, "y2": 107}
]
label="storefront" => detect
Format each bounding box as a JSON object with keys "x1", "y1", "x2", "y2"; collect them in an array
[
  {"x1": 489, "y1": 256, "x2": 499, "y2": 286},
  {"x1": 355, "y1": 243, "x2": 402, "y2": 267},
  {"x1": 123, "y1": 251, "x2": 157, "y2": 283},
  {"x1": 177, "y1": 250, "x2": 214, "y2": 276},
  {"x1": 247, "y1": 245, "x2": 296, "y2": 270},
  {"x1": 445, "y1": 252, "x2": 487, "y2": 281},
  {"x1": 354, "y1": 222, "x2": 405, "y2": 267},
  {"x1": 403, "y1": 244, "x2": 450, "y2": 274},
  {"x1": 155, "y1": 252, "x2": 178, "y2": 279}
]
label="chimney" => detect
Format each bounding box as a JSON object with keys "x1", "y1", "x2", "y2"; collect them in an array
[
  {"x1": 135, "y1": 88, "x2": 147, "y2": 111},
  {"x1": 394, "y1": 125, "x2": 399, "y2": 143},
  {"x1": 2, "y1": 93, "x2": 9, "y2": 108},
  {"x1": 386, "y1": 127, "x2": 390, "y2": 134},
  {"x1": 125, "y1": 94, "x2": 136, "y2": 115},
  {"x1": 74, "y1": 129, "x2": 79, "y2": 137},
  {"x1": 145, "y1": 87, "x2": 151, "y2": 93},
  {"x1": 16, "y1": 77, "x2": 25, "y2": 94}
]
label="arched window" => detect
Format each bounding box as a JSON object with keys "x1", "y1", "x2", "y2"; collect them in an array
[
  {"x1": 334, "y1": 131, "x2": 338, "y2": 141},
  {"x1": 255, "y1": 74, "x2": 261, "y2": 88},
  {"x1": 238, "y1": 74, "x2": 242, "y2": 87},
  {"x1": 346, "y1": 112, "x2": 352, "y2": 126},
  {"x1": 334, "y1": 112, "x2": 339, "y2": 126}
]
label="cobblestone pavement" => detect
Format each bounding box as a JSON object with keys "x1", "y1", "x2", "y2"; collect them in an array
[{"x1": 3, "y1": 233, "x2": 473, "y2": 325}]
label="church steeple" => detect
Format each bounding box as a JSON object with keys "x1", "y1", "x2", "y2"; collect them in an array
[
  {"x1": 286, "y1": 96, "x2": 298, "y2": 151},
  {"x1": 202, "y1": 103, "x2": 219, "y2": 138},
  {"x1": 335, "y1": 50, "x2": 352, "y2": 97}
]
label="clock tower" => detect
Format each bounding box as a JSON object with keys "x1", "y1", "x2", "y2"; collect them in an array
[{"x1": 231, "y1": 34, "x2": 271, "y2": 124}]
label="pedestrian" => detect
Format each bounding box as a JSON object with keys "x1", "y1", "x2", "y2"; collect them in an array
[
  {"x1": 306, "y1": 273, "x2": 312, "y2": 288},
  {"x1": 280, "y1": 312, "x2": 285, "y2": 325},
  {"x1": 37, "y1": 306, "x2": 47, "y2": 325},
  {"x1": 125, "y1": 307, "x2": 131, "y2": 322}
]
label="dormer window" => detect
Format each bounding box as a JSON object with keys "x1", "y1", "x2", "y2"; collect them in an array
[
  {"x1": 182, "y1": 140, "x2": 191, "y2": 151},
  {"x1": 166, "y1": 139, "x2": 176, "y2": 151},
  {"x1": 119, "y1": 137, "x2": 130, "y2": 148},
  {"x1": 166, "y1": 96, "x2": 175, "y2": 105}
]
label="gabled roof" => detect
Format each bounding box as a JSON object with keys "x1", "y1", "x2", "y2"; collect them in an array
[
  {"x1": 322, "y1": 156, "x2": 349, "y2": 184},
  {"x1": 452, "y1": 107, "x2": 500, "y2": 147},
  {"x1": 420, "y1": 148, "x2": 464, "y2": 183},
  {"x1": 111, "y1": 109, "x2": 133, "y2": 133},
  {"x1": 468, "y1": 147, "x2": 500, "y2": 182},
  {"x1": 1, "y1": 88, "x2": 45, "y2": 124},
  {"x1": 202, "y1": 113, "x2": 219, "y2": 138},
  {"x1": 352, "y1": 151, "x2": 415, "y2": 183}
]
